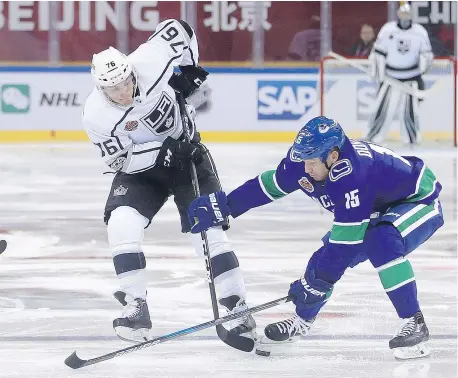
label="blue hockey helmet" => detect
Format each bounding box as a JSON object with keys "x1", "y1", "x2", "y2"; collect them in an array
[{"x1": 291, "y1": 116, "x2": 345, "y2": 162}]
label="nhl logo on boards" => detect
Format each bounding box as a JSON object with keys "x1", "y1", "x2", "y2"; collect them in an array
[
  {"x1": 298, "y1": 177, "x2": 314, "y2": 193},
  {"x1": 125, "y1": 121, "x2": 138, "y2": 131},
  {"x1": 114, "y1": 185, "x2": 128, "y2": 196}
]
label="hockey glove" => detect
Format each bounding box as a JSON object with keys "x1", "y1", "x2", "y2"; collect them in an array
[
  {"x1": 168, "y1": 65, "x2": 209, "y2": 98},
  {"x1": 289, "y1": 268, "x2": 334, "y2": 320},
  {"x1": 180, "y1": 65, "x2": 209, "y2": 87},
  {"x1": 156, "y1": 136, "x2": 204, "y2": 169},
  {"x1": 188, "y1": 191, "x2": 231, "y2": 234},
  {"x1": 369, "y1": 50, "x2": 386, "y2": 85}
]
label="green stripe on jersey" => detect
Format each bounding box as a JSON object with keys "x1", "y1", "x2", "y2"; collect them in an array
[
  {"x1": 395, "y1": 202, "x2": 437, "y2": 236},
  {"x1": 329, "y1": 220, "x2": 369, "y2": 244},
  {"x1": 259, "y1": 170, "x2": 286, "y2": 200},
  {"x1": 406, "y1": 166, "x2": 437, "y2": 202},
  {"x1": 378, "y1": 259, "x2": 415, "y2": 292}
]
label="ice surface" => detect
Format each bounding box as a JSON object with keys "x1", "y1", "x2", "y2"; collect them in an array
[{"x1": 0, "y1": 143, "x2": 456, "y2": 378}]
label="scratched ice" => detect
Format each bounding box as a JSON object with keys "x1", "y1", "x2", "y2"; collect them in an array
[{"x1": 0, "y1": 143, "x2": 456, "y2": 378}]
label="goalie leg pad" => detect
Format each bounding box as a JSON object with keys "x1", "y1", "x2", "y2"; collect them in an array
[
  {"x1": 366, "y1": 82, "x2": 391, "y2": 142},
  {"x1": 400, "y1": 80, "x2": 421, "y2": 144},
  {"x1": 366, "y1": 82, "x2": 401, "y2": 143}
]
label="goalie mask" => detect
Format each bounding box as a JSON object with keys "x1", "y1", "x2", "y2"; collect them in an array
[{"x1": 397, "y1": 3, "x2": 412, "y2": 30}]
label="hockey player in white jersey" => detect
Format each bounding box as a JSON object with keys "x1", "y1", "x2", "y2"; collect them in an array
[
  {"x1": 82, "y1": 19, "x2": 255, "y2": 343},
  {"x1": 366, "y1": 2, "x2": 433, "y2": 145}
]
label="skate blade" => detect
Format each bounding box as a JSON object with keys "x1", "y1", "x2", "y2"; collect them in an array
[
  {"x1": 114, "y1": 326, "x2": 151, "y2": 343},
  {"x1": 393, "y1": 342, "x2": 431, "y2": 360},
  {"x1": 254, "y1": 335, "x2": 299, "y2": 356}
]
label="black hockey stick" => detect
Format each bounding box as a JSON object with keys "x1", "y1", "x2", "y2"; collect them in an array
[
  {"x1": 64, "y1": 295, "x2": 291, "y2": 369},
  {"x1": 174, "y1": 92, "x2": 256, "y2": 352}
]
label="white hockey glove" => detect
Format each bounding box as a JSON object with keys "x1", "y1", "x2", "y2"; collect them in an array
[
  {"x1": 369, "y1": 51, "x2": 386, "y2": 84},
  {"x1": 419, "y1": 52, "x2": 433, "y2": 74}
]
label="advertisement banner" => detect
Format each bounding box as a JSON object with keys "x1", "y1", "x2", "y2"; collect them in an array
[
  {"x1": 1, "y1": 2, "x2": 454, "y2": 62},
  {"x1": 0, "y1": 69, "x2": 92, "y2": 131},
  {"x1": 320, "y1": 66, "x2": 454, "y2": 140},
  {"x1": 192, "y1": 69, "x2": 320, "y2": 135},
  {"x1": 0, "y1": 66, "x2": 454, "y2": 142}
]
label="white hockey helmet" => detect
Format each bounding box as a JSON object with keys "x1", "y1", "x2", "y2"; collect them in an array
[
  {"x1": 91, "y1": 47, "x2": 138, "y2": 105},
  {"x1": 91, "y1": 47, "x2": 133, "y2": 88}
]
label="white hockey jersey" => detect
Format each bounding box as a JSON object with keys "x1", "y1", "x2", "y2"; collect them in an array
[
  {"x1": 373, "y1": 21, "x2": 433, "y2": 79},
  {"x1": 82, "y1": 19, "x2": 199, "y2": 174}
]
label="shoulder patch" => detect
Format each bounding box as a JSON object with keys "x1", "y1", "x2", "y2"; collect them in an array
[
  {"x1": 109, "y1": 155, "x2": 127, "y2": 171},
  {"x1": 298, "y1": 176, "x2": 314, "y2": 193},
  {"x1": 329, "y1": 159, "x2": 352, "y2": 182}
]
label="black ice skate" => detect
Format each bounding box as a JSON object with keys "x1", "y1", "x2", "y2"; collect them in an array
[
  {"x1": 219, "y1": 295, "x2": 257, "y2": 338},
  {"x1": 113, "y1": 291, "x2": 152, "y2": 343},
  {"x1": 255, "y1": 315, "x2": 314, "y2": 356},
  {"x1": 264, "y1": 315, "x2": 314, "y2": 342},
  {"x1": 389, "y1": 311, "x2": 430, "y2": 360}
]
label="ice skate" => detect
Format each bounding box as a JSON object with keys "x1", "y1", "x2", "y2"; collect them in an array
[
  {"x1": 113, "y1": 291, "x2": 152, "y2": 343},
  {"x1": 255, "y1": 315, "x2": 314, "y2": 356},
  {"x1": 219, "y1": 295, "x2": 257, "y2": 340},
  {"x1": 389, "y1": 311, "x2": 430, "y2": 360}
]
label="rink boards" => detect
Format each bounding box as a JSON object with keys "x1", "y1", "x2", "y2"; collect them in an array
[{"x1": 0, "y1": 65, "x2": 455, "y2": 143}]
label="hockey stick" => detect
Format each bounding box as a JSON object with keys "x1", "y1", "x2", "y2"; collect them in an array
[
  {"x1": 174, "y1": 92, "x2": 254, "y2": 352},
  {"x1": 328, "y1": 51, "x2": 429, "y2": 99},
  {"x1": 64, "y1": 295, "x2": 291, "y2": 369},
  {"x1": 0, "y1": 240, "x2": 7, "y2": 254}
]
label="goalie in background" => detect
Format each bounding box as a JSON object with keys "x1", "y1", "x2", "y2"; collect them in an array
[{"x1": 366, "y1": 2, "x2": 433, "y2": 145}]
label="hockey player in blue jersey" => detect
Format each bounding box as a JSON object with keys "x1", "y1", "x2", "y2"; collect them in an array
[{"x1": 187, "y1": 116, "x2": 443, "y2": 360}]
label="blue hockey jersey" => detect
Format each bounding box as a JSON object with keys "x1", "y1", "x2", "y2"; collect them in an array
[{"x1": 227, "y1": 138, "x2": 442, "y2": 282}]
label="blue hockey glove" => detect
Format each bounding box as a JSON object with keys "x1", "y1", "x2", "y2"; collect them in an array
[
  {"x1": 188, "y1": 191, "x2": 231, "y2": 234},
  {"x1": 288, "y1": 268, "x2": 334, "y2": 320}
]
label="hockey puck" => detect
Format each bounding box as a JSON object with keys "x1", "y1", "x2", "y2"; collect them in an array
[
  {"x1": 255, "y1": 349, "x2": 271, "y2": 357},
  {"x1": 0, "y1": 240, "x2": 6, "y2": 254}
]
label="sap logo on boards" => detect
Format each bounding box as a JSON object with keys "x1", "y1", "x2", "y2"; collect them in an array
[{"x1": 257, "y1": 81, "x2": 317, "y2": 120}]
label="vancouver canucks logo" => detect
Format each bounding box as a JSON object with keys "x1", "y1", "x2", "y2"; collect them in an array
[
  {"x1": 329, "y1": 159, "x2": 352, "y2": 182},
  {"x1": 318, "y1": 124, "x2": 329, "y2": 133},
  {"x1": 318, "y1": 121, "x2": 336, "y2": 134}
]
